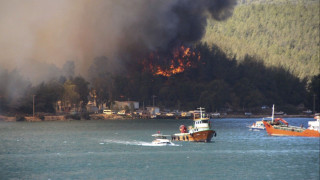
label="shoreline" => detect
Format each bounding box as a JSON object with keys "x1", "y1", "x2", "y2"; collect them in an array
[{"x1": 0, "y1": 114, "x2": 316, "y2": 122}]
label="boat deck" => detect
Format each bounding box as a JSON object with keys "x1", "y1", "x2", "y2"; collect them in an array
[{"x1": 273, "y1": 125, "x2": 305, "y2": 133}]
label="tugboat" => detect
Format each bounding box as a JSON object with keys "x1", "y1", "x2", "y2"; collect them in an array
[
  {"x1": 262, "y1": 105, "x2": 320, "y2": 137},
  {"x1": 172, "y1": 107, "x2": 216, "y2": 142}
]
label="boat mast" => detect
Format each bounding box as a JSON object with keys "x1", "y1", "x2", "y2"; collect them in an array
[
  {"x1": 198, "y1": 107, "x2": 205, "y2": 119},
  {"x1": 272, "y1": 104, "x2": 275, "y2": 123}
]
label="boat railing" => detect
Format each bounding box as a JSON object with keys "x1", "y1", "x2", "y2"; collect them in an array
[{"x1": 273, "y1": 125, "x2": 305, "y2": 132}]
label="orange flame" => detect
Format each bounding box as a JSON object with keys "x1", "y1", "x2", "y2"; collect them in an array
[{"x1": 142, "y1": 46, "x2": 200, "y2": 77}]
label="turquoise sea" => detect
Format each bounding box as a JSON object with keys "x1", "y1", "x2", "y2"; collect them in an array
[{"x1": 0, "y1": 118, "x2": 319, "y2": 180}]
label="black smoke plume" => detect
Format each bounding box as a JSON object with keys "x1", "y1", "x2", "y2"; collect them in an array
[
  {"x1": 117, "y1": 0, "x2": 237, "y2": 60},
  {"x1": 0, "y1": 0, "x2": 236, "y2": 79},
  {"x1": 0, "y1": 0, "x2": 236, "y2": 111}
]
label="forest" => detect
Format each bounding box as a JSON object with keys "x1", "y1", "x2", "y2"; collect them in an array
[
  {"x1": 203, "y1": 0, "x2": 319, "y2": 80},
  {"x1": 0, "y1": 42, "x2": 318, "y2": 115}
]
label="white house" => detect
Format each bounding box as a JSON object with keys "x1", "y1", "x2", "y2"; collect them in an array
[{"x1": 146, "y1": 106, "x2": 160, "y2": 115}]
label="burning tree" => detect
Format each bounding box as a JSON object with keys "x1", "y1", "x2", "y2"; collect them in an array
[{"x1": 141, "y1": 45, "x2": 201, "y2": 77}]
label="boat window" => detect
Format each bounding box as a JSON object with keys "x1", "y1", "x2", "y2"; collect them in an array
[{"x1": 202, "y1": 120, "x2": 208, "y2": 123}]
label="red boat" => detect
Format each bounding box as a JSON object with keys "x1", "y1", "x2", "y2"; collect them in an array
[{"x1": 262, "y1": 105, "x2": 320, "y2": 137}]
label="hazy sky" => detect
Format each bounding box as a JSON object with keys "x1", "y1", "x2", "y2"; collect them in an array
[{"x1": 0, "y1": 0, "x2": 123, "y2": 72}]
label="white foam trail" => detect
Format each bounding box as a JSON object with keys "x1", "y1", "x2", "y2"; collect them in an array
[
  {"x1": 141, "y1": 143, "x2": 180, "y2": 147},
  {"x1": 102, "y1": 139, "x2": 145, "y2": 146},
  {"x1": 101, "y1": 139, "x2": 181, "y2": 147}
]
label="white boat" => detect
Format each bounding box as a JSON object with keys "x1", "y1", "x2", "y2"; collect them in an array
[
  {"x1": 308, "y1": 115, "x2": 320, "y2": 132},
  {"x1": 274, "y1": 111, "x2": 285, "y2": 115},
  {"x1": 248, "y1": 120, "x2": 265, "y2": 130},
  {"x1": 151, "y1": 133, "x2": 175, "y2": 146},
  {"x1": 303, "y1": 109, "x2": 313, "y2": 114},
  {"x1": 211, "y1": 112, "x2": 220, "y2": 118}
]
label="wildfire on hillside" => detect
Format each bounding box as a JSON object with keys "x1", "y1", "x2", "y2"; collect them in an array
[{"x1": 141, "y1": 46, "x2": 201, "y2": 77}]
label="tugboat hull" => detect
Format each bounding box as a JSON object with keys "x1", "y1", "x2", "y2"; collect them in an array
[{"x1": 172, "y1": 130, "x2": 216, "y2": 142}]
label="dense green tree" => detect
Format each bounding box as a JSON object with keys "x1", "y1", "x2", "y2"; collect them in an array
[
  {"x1": 35, "y1": 81, "x2": 63, "y2": 113},
  {"x1": 72, "y1": 76, "x2": 90, "y2": 110},
  {"x1": 62, "y1": 80, "x2": 80, "y2": 109},
  {"x1": 88, "y1": 56, "x2": 114, "y2": 109},
  {"x1": 306, "y1": 75, "x2": 320, "y2": 112},
  {"x1": 203, "y1": 0, "x2": 319, "y2": 80},
  {"x1": 0, "y1": 69, "x2": 9, "y2": 113}
]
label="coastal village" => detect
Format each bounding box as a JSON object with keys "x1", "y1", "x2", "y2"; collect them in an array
[{"x1": 0, "y1": 97, "x2": 315, "y2": 122}]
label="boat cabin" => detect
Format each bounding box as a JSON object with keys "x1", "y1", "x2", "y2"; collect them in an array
[
  {"x1": 189, "y1": 108, "x2": 211, "y2": 133},
  {"x1": 194, "y1": 120, "x2": 210, "y2": 128},
  {"x1": 188, "y1": 118, "x2": 211, "y2": 133},
  {"x1": 152, "y1": 134, "x2": 170, "y2": 139}
]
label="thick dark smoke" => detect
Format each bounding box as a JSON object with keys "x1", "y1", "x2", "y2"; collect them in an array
[
  {"x1": 117, "y1": 0, "x2": 236, "y2": 60},
  {"x1": 0, "y1": 0, "x2": 236, "y2": 104},
  {"x1": 0, "y1": 0, "x2": 236, "y2": 80}
]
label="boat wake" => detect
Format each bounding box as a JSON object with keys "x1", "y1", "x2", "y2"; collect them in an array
[
  {"x1": 101, "y1": 139, "x2": 181, "y2": 147},
  {"x1": 141, "y1": 143, "x2": 180, "y2": 147}
]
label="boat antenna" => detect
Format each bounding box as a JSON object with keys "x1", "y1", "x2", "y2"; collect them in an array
[
  {"x1": 272, "y1": 104, "x2": 275, "y2": 123},
  {"x1": 197, "y1": 107, "x2": 205, "y2": 119}
]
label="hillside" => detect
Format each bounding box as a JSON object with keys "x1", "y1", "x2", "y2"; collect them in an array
[
  {"x1": 1, "y1": 0, "x2": 319, "y2": 115},
  {"x1": 203, "y1": 0, "x2": 319, "y2": 80}
]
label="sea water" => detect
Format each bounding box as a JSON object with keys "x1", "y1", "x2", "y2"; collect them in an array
[{"x1": 0, "y1": 118, "x2": 319, "y2": 180}]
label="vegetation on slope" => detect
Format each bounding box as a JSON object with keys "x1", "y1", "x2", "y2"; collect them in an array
[
  {"x1": 1, "y1": 42, "x2": 318, "y2": 115},
  {"x1": 203, "y1": 0, "x2": 319, "y2": 80}
]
